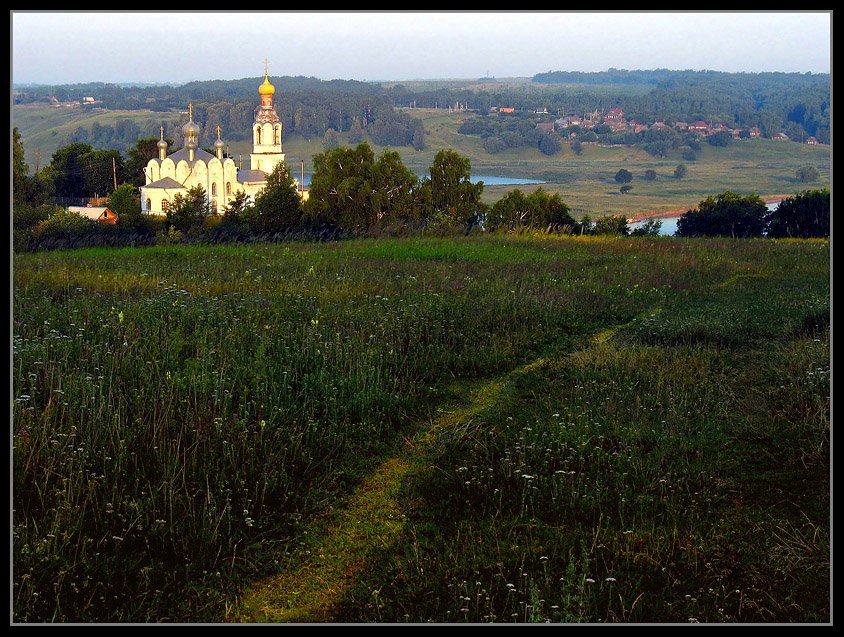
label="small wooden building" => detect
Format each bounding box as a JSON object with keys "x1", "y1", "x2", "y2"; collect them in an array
[{"x1": 68, "y1": 206, "x2": 119, "y2": 224}]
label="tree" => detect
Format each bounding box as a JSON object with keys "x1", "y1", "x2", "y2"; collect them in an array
[
  {"x1": 167, "y1": 184, "x2": 210, "y2": 234},
  {"x1": 643, "y1": 169, "x2": 657, "y2": 181},
  {"x1": 630, "y1": 218, "x2": 663, "y2": 237},
  {"x1": 614, "y1": 169, "x2": 633, "y2": 184},
  {"x1": 592, "y1": 215, "x2": 630, "y2": 236},
  {"x1": 538, "y1": 133, "x2": 561, "y2": 156},
  {"x1": 305, "y1": 142, "x2": 378, "y2": 231},
  {"x1": 223, "y1": 190, "x2": 252, "y2": 220},
  {"x1": 796, "y1": 165, "x2": 820, "y2": 183},
  {"x1": 248, "y1": 163, "x2": 303, "y2": 234},
  {"x1": 707, "y1": 130, "x2": 732, "y2": 147},
  {"x1": 81, "y1": 149, "x2": 125, "y2": 198},
  {"x1": 620, "y1": 185, "x2": 633, "y2": 194},
  {"x1": 323, "y1": 128, "x2": 339, "y2": 151},
  {"x1": 412, "y1": 123, "x2": 426, "y2": 151},
  {"x1": 765, "y1": 189, "x2": 829, "y2": 238},
  {"x1": 124, "y1": 137, "x2": 169, "y2": 187},
  {"x1": 13, "y1": 127, "x2": 30, "y2": 207},
  {"x1": 676, "y1": 191, "x2": 767, "y2": 238},
  {"x1": 674, "y1": 164, "x2": 688, "y2": 179},
  {"x1": 108, "y1": 183, "x2": 142, "y2": 225},
  {"x1": 428, "y1": 149, "x2": 484, "y2": 230},
  {"x1": 487, "y1": 188, "x2": 574, "y2": 233},
  {"x1": 571, "y1": 140, "x2": 584, "y2": 155},
  {"x1": 371, "y1": 149, "x2": 421, "y2": 226},
  {"x1": 681, "y1": 148, "x2": 697, "y2": 162},
  {"x1": 48, "y1": 142, "x2": 94, "y2": 198},
  {"x1": 347, "y1": 118, "x2": 365, "y2": 144}
]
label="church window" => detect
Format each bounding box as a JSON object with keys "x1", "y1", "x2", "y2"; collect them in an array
[
  {"x1": 256, "y1": 127, "x2": 261, "y2": 145},
  {"x1": 274, "y1": 126, "x2": 280, "y2": 144},
  {"x1": 162, "y1": 199, "x2": 169, "y2": 212},
  {"x1": 226, "y1": 182, "x2": 232, "y2": 196},
  {"x1": 211, "y1": 182, "x2": 217, "y2": 196},
  {"x1": 145, "y1": 198, "x2": 151, "y2": 211}
]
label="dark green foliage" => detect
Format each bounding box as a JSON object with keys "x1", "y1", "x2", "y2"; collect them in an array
[
  {"x1": 305, "y1": 143, "x2": 421, "y2": 232},
  {"x1": 246, "y1": 164, "x2": 303, "y2": 235},
  {"x1": 614, "y1": 169, "x2": 633, "y2": 184},
  {"x1": 766, "y1": 189, "x2": 830, "y2": 238},
  {"x1": 124, "y1": 137, "x2": 170, "y2": 187},
  {"x1": 13, "y1": 127, "x2": 30, "y2": 207},
  {"x1": 620, "y1": 185, "x2": 633, "y2": 194},
  {"x1": 629, "y1": 218, "x2": 663, "y2": 236},
  {"x1": 323, "y1": 128, "x2": 339, "y2": 151},
  {"x1": 167, "y1": 184, "x2": 210, "y2": 235},
  {"x1": 674, "y1": 163, "x2": 688, "y2": 179},
  {"x1": 591, "y1": 214, "x2": 630, "y2": 236},
  {"x1": 483, "y1": 136, "x2": 507, "y2": 154},
  {"x1": 538, "y1": 133, "x2": 561, "y2": 156},
  {"x1": 412, "y1": 123, "x2": 426, "y2": 151},
  {"x1": 107, "y1": 183, "x2": 142, "y2": 225},
  {"x1": 486, "y1": 188, "x2": 575, "y2": 233},
  {"x1": 676, "y1": 191, "x2": 767, "y2": 238},
  {"x1": 643, "y1": 169, "x2": 657, "y2": 181},
  {"x1": 708, "y1": 130, "x2": 733, "y2": 147},
  {"x1": 681, "y1": 147, "x2": 697, "y2": 161},
  {"x1": 796, "y1": 165, "x2": 820, "y2": 183},
  {"x1": 427, "y1": 149, "x2": 484, "y2": 230}
]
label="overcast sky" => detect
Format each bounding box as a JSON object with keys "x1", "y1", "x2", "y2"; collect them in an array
[{"x1": 11, "y1": 11, "x2": 832, "y2": 85}]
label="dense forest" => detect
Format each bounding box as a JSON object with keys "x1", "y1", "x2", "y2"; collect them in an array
[{"x1": 13, "y1": 68, "x2": 830, "y2": 151}]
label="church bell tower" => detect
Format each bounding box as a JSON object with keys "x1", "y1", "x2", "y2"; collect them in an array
[{"x1": 250, "y1": 60, "x2": 285, "y2": 175}]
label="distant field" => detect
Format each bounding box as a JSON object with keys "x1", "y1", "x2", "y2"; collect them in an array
[
  {"x1": 14, "y1": 103, "x2": 830, "y2": 219},
  {"x1": 13, "y1": 236, "x2": 830, "y2": 622}
]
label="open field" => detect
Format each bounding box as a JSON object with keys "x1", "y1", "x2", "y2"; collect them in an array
[
  {"x1": 13, "y1": 235, "x2": 829, "y2": 623},
  {"x1": 14, "y1": 103, "x2": 829, "y2": 220}
]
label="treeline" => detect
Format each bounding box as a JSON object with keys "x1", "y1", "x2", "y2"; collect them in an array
[
  {"x1": 14, "y1": 128, "x2": 830, "y2": 251},
  {"x1": 391, "y1": 70, "x2": 830, "y2": 143},
  {"x1": 13, "y1": 139, "x2": 655, "y2": 252},
  {"x1": 458, "y1": 115, "x2": 561, "y2": 155},
  {"x1": 16, "y1": 69, "x2": 831, "y2": 150},
  {"x1": 18, "y1": 76, "x2": 426, "y2": 151},
  {"x1": 675, "y1": 190, "x2": 830, "y2": 239}
]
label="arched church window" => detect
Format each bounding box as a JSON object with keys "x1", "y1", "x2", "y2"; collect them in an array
[
  {"x1": 274, "y1": 126, "x2": 280, "y2": 145},
  {"x1": 256, "y1": 127, "x2": 261, "y2": 145},
  {"x1": 162, "y1": 199, "x2": 169, "y2": 212},
  {"x1": 211, "y1": 182, "x2": 217, "y2": 196},
  {"x1": 146, "y1": 198, "x2": 151, "y2": 212},
  {"x1": 226, "y1": 182, "x2": 232, "y2": 196}
]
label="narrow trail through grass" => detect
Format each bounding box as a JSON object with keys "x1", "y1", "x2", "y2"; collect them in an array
[{"x1": 232, "y1": 322, "x2": 637, "y2": 623}]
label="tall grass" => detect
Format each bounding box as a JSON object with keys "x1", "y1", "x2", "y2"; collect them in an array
[
  {"x1": 329, "y1": 239, "x2": 830, "y2": 623},
  {"x1": 12, "y1": 236, "x2": 829, "y2": 622}
]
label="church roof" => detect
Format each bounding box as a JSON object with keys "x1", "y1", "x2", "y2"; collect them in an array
[
  {"x1": 163, "y1": 147, "x2": 216, "y2": 164},
  {"x1": 144, "y1": 177, "x2": 186, "y2": 190},
  {"x1": 237, "y1": 169, "x2": 267, "y2": 183}
]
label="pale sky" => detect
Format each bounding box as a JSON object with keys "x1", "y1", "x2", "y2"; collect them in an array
[{"x1": 11, "y1": 11, "x2": 832, "y2": 85}]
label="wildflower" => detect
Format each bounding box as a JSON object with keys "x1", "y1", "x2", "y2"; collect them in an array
[{"x1": 604, "y1": 577, "x2": 616, "y2": 582}]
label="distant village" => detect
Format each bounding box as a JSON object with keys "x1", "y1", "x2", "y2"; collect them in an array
[{"x1": 485, "y1": 105, "x2": 820, "y2": 145}]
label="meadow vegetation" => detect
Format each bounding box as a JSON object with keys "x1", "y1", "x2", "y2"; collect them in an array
[{"x1": 13, "y1": 235, "x2": 829, "y2": 623}]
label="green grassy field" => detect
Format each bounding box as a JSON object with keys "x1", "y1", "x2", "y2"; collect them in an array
[{"x1": 13, "y1": 235, "x2": 829, "y2": 623}]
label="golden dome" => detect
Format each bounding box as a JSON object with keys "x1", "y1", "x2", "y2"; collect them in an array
[{"x1": 258, "y1": 73, "x2": 275, "y2": 96}]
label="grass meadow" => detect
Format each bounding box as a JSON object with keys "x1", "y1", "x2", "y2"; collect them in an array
[{"x1": 12, "y1": 235, "x2": 829, "y2": 622}]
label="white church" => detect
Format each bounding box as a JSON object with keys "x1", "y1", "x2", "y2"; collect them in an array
[{"x1": 140, "y1": 64, "x2": 305, "y2": 215}]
